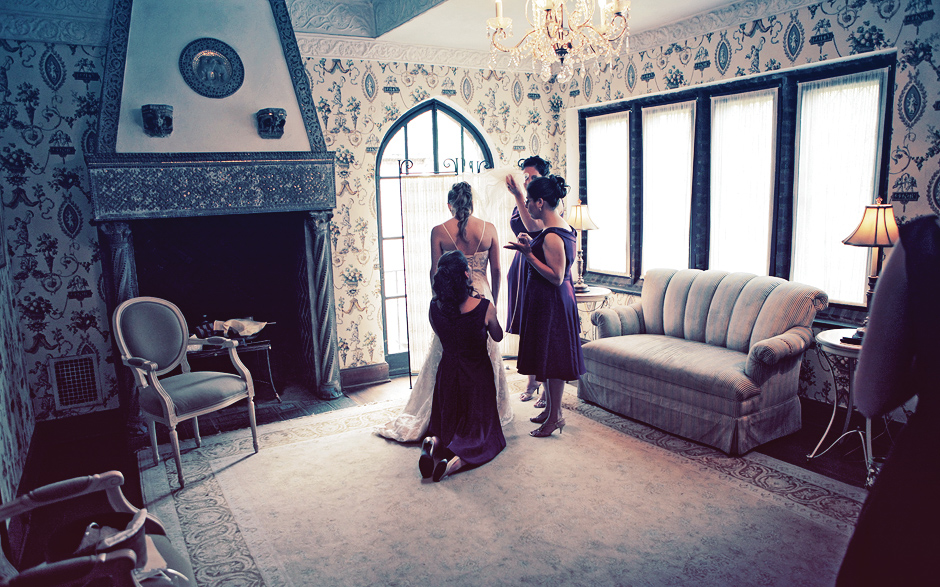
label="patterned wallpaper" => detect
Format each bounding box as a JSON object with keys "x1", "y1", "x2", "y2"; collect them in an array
[
  {"x1": 305, "y1": 2, "x2": 938, "y2": 378},
  {"x1": 0, "y1": 0, "x2": 936, "y2": 497},
  {"x1": 0, "y1": 250, "x2": 32, "y2": 503}
]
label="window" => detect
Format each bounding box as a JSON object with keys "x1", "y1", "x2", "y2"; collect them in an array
[
  {"x1": 585, "y1": 111, "x2": 629, "y2": 275},
  {"x1": 577, "y1": 51, "x2": 893, "y2": 309},
  {"x1": 642, "y1": 102, "x2": 695, "y2": 274},
  {"x1": 791, "y1": 70, "x2": 888, "y2": 304},
  {"x1": 710, "y1": 89, "x2": 777, "y2": 275},
  {"x1": 376, "y1": 101, "x2": 493, "y2": 375}
]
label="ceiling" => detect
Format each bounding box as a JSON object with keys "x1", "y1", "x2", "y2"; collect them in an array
[
  {"x1": 378, "y1": 0, "x2": 741, "y2": 52},
  {"x1": 0, "y1": 0, "x2": 800, "y2": 70}
]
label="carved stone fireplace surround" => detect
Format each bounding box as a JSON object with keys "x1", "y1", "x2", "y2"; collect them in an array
[{"x1": 87, "y1": 151, "x2": 344, "y2": 415}]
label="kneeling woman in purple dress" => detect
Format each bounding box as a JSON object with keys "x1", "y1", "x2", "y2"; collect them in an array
[
  {"x1": 419, "y1": 250, "x2": 507, "y2": 481},
  {"x1": 505, "y1": 176, "x2": 586, "y2": 437}
]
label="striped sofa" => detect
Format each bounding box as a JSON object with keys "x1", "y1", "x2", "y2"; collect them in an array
[{"x1": 579, "y1": 268, "x2": 828, "y2": 455}]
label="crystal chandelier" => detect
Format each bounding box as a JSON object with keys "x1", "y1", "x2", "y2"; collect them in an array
[{"x1": 487, "y1": 0, "x2": 630, "y2": 83}]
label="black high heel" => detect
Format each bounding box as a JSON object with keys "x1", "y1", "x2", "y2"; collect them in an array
[
  {"x1": 419, "y1": 437, "x2": 437, "y2": 479},
  {"x1": 530, "y1": 418, "x2": 566, "y2": 437},
  {"x1": 530, "y1": 410, "x2": 549, "y2": 424}
]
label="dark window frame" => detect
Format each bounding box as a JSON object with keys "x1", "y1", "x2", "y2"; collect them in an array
[{"x1": 577, "y1": 51, "x2": 896, "y2": 306}]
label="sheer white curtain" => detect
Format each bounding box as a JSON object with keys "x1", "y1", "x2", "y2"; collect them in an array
[
  {"x1": 401, "y1": 170, "x2": 517, "y2": 372},
  {"x1": 710, "y1": 89, "x2": 777, "y2": 274},
  {"x1": 585, "y1": 111, "x2": 630, "y2": 275},
  {"x1": 642, "y1": 101, "x2": 695, "y2": 273},
  {"x1": 791, "y1": 69, "x2": 887, "y2": 304}
]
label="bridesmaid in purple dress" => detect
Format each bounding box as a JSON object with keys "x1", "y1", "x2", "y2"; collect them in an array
[
  {"x1": 505, "y1": 176, "x2": 585, "y2": 437},
  {"x1": 421, "y1": 250, "x2": 507, "y2": 481},
  {"x1": 506, "y1": 156, "x2": 551, "y2": 405}
]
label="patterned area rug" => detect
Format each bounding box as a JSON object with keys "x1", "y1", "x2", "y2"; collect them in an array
[{"x1": 140, "y1": 378, "x2": 865, "y2": 587}]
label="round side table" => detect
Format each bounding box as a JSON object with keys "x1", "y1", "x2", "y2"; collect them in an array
[{"x1": 810, "y1": 327, "x2": 876, "y2": 486}]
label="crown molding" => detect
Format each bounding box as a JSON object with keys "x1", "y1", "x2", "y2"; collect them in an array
[
  {"x1": 0, "y1": 8, "x2": 110, "y2": 46},
  {"x1": 630, "y1": 0, "x2": 818, "y2": 52},
  {"x1": 295, "y1": 33, "x2": 536, "y2": 72}
]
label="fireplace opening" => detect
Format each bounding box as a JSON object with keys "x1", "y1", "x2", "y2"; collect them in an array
[{"x1": 132, "y1": 212, "x2": 308, "y2": 390}]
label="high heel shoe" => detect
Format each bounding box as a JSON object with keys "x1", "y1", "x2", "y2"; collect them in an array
[
  {"x1": 433, "y1": 456, "x2": 462, "y2": 482},
  {"x1": 519, "y1": 384, "x2": 541, "y2": 402},
  {"x1": 530, "y1": 410, "x2": 549, "y2": 424},
  {"x1": 534, "y1": 393, "x2": 547, "y2": 409},
  {"x1": 418, "y1": 436, "x2": 438, "y2": 479},
  {"x1": 530, "y1": 418, "x2": 566, "y2": 437}
]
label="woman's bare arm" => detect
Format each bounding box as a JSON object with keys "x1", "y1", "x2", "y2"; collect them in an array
[
  {"x1": 486, "y1": 222, "x2": 501, "y2": 304},
  {"x1": 506, "y1": 175, "x2": 542, "y2": 232},
  {"x1": 485, "y1": 300, "x2": 504, "y2": 342},
  {"x1": 505, "y1": 232, "x2": 567, "y2": 286},
  {"x1": 429, "y1": 225, "x2": 446, "y2": 284}
]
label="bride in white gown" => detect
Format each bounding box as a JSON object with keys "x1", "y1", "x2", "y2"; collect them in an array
[{"x1": 375, "y1": 181, "x2": 513, "y2": 442}]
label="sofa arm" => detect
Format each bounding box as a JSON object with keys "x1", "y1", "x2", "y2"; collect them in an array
[
  {"x1": 591, "y1": 303, "x2": 644, "y2": 338},
  {"x1": 745, "y1": 326, "x2": 814, "y2": 383}
]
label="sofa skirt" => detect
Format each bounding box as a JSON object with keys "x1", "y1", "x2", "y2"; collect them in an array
[{"x1": 578, "y1": 371, "x2": 802, "y2": 455}]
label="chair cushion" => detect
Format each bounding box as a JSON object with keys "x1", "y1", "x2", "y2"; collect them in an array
[{"x1": 140, "y1": 372, "x2": 248, "y2": 416}]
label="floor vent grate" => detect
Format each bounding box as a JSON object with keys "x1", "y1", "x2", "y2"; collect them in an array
[{"x1": 50, "y1": 354, "x2": 101, "y2": 410}]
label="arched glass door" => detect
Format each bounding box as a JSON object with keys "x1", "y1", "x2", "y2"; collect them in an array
[{"x1": 376, "y1": 100, "x2": 493, "y2": 375}]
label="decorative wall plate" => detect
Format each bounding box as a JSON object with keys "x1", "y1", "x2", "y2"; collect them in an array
[{"x1": 178, "y1": 38, "x2": 244, "y2": 99}]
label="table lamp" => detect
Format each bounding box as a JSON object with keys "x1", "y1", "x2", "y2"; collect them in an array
[
  {"x1": 568, "y1": 203, "x2": 599, "y2": 293},
  {"x1": 842, "y1": 199, "x2": 899, "y2": 338}
]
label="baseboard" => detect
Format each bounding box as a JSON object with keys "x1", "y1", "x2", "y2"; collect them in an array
[{"x1": 341, "y1": 362, "x2": 390, "y2": 391}]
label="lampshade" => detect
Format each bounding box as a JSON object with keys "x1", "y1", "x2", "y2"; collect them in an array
[
  {"x1": 842, "y1": 203, "x2": 899, "y2": 247},
  {"x1": 568, "y1": 204, "x2": 599, "y2": 231}
]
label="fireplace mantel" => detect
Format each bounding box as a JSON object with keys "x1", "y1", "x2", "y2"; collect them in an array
[{"x1": 86, "y1": 151, "x2": 335, "y2": 221}]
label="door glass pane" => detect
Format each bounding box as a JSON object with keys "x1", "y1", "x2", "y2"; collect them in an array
[
  {"x1": 380, "y1": 128, "x2": 405, "y2": 177},
  {"x1": 792, "y1": 70, "x2": 886, "y2": 304},
  {"x1": 585, "y1": 111, "x2": 630, "y2": 275},
  {"x1": 641, "y1": 101, "x2": 695, "y2": 274},
  {"x1": 463, "y1": 128, "x2": 485, "y2": 170},
  {"x1": 379, "y1": 178, "x2": 403, "y2": 239},
  {"x1": 385, "y1": 297, "x2": 408, "y2": 354},
  {"x1": 710, "y1": 89, "x2": 776, "y2": 275},
  {"x1": 438, "y1": 112, "x2": 462, "y2": 171},
  {"x1": 382, "y1": 238, "x2": 406, "y2": 297},
  {"x1": 406, "y1": 110, "x2": 434, "y2": 173}
]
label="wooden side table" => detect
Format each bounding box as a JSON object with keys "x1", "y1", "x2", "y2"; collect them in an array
[
  {"x1": 810, "y1": 327, "x2": 876, "y2": 485},
  {"x1": 188, "y1": 339, "x2": 281, "y2": 402}
]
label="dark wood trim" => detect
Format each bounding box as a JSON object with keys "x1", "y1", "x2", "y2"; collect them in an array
[{"x1": 341, "y1": 363, "x2": 391, "y2": 390}]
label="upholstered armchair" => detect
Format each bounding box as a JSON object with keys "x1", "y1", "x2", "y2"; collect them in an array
[
  {"x1": 0, "y1": 470, "x2": 193, "y2": 586},
  {"x1": 112, "y1": 297, "x2": 259, "y2": 487}
]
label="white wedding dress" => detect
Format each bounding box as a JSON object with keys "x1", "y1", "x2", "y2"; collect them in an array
[{"x1": 374, "y1": 249, "x2": 514, "y2": 442}]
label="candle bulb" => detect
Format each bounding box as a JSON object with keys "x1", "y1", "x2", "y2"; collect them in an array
[{"x1": 496, "y1": 0, "x2": 503, "y2": 18}]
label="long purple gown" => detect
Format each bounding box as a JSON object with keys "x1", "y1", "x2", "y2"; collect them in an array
[
  {"x1": 506, "y1": 207, "x2": 541, "y2": 334},
  {"x1": 427, "y1": 298, "x2": 506, "y2": 466},
  {"x1": 516, "y1": 226, "x2": 586, "y2": 382}
]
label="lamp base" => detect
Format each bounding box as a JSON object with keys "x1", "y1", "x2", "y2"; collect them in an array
[{"x1": 573, "y1": 280, "x2": 591, "y2": 294}]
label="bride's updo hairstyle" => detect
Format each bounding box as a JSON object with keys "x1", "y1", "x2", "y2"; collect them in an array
[
  {"x1": 526, "y1": 175, "x2": 569, "y2": 209},
  {"x1": 433, "y1": 250, "x2": 473, "y2": 315},
  {"x1": 447, "y1": 181, "x2": 474, "y2": 240}
]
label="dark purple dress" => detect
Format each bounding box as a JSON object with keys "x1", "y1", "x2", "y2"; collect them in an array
[
  {"x1": 507, "y1": 207, "x2": 541, "y2": 334},
  {"x1": 516, "y1": 226, "x2": 586, "y2": 382},
  {"x1": 837, "y1": 216, "x2": 940, "y2": 585},
  {"x1": 428, "y1": 298, "x2": 506, "y2": 466}
]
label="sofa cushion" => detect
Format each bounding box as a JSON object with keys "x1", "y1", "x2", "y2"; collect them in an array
[{"x1": 582, "y1": 334, "x2": 761, "y2": 402}]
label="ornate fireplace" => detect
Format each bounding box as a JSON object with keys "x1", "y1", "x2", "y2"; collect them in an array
[
  {"x1": 87, "y1": 0, "x2": 343, "y2": 426},
  {"x1": 87, "y1": 151, "x2": 342, "y2": 403}
]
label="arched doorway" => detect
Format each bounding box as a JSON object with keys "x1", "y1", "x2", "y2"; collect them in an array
[{"x1": 376, "y1": 100, "x2": 494, "y2": 375}]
